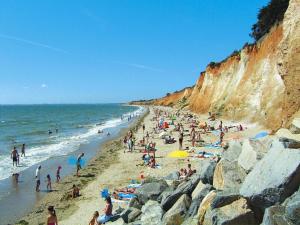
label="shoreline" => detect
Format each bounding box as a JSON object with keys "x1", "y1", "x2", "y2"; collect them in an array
[{"x1": 13, "y1": 108, "x2": 148, "y2": 225}]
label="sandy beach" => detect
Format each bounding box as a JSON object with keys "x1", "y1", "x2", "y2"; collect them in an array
[{"x1": 15, "y1": 105, "x2": 268, "y2": 225}]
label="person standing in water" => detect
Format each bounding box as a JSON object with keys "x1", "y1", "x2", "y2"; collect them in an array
[
  {"x1": 76, "y1": 153, "x2": 84, "y2": 177},
  {"x1": 56, "y1": 166, "x2": 62, "y2": 183},
  {"x1": 46, "y1": 174, "x2": 52, "y2": 192},
  {"x1": 47, "y1": 206, "x2": 58, "y2": 225},
  {"x1": 11, "y1": 146, "x2": 18, "y2": 167},
  {"x1": 35, "y1": 165, "x2": 41, "y2": 192},
  {"x1": 21, "y1": 143, "x2": 26, "y2": 157}
]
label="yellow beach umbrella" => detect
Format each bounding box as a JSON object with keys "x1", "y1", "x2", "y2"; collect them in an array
[{"x1": 168, "y1": 150, "x2": 189, "y2": 158}]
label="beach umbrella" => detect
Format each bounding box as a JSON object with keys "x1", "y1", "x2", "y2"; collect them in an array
[{"x1": 167, "y1": 150, "x2": 188, "y2": 158}]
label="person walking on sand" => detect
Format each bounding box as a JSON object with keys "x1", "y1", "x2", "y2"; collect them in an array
[
  {"x1": 179, "y1": 131, "x2": 184, "y2": 150},
  {"x1": 11, "y1": 146, "x2": 18, "y2": 167},
  {"x1": 220, "y1": 131, "x2": 225, "y2": 145},
  {"x1": 47, "y1": 206, "x2": 58, "y2": 225},
  {"x1": 46, "y1": 174, "x2": 52, "y2": 191},
  {"x1": 142, "y1": 124, "x2": 145, "y2": 134},
  {"x1": 35, "y1": 165, "x2": 41, "y2": 192},
  {"x1": 21, "y1": 143, "x2": 26, "y2": 157},
  {"x1": 76, "y1": 153, "x2": 84, "y2": 177},
  {"x1": 56, "y1": 166, "x2": 62, "y2": 183}
]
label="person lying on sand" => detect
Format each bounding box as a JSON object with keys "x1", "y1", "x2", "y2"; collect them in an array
[
  {"x1": 114, "y1": 187, "x2": 136, "y2": 194},
  {"x1": 89, "y1": 211, "x2": 99, "y2": 225}
]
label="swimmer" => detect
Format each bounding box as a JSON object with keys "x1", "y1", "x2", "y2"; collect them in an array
[
  {"x1": 11, "y1": 147, "x2": 18, "y2": 167},
  {"x1": 21, "y1": 143, "x2": 26, "y2": 157}
]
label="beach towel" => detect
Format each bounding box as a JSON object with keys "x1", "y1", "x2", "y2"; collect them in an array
[
  {"x1": 252, "y1": 131, "x2": 268, "y2": 140},
  {"x1": 128, "y1": 183, "x2": 142, "y2": 189},
  {"x1": 118, "y1": 193, "x2": 136, "y2": 199}
]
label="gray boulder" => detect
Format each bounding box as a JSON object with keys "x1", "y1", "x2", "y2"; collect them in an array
[
  {"x1": 121, "y1": 207, "x2": 142, "y2": 223},
  {"x1": 165, "y1": 171, "x2": 180, "y2": 181},
  {"x1": 240, "y1": 140, "x2": 300, "y2": 211},
  {"x1": 141, "y1": 200, "x2": 164, "y2": 225},
  {"x1": 186, "y1": 182, "x2": 213, "y2": 217},
  {"x1": 199, "y1": 160, "x2": 217, "y2": 184},
  {"x1": 161, "y1": 174, "x2": 200, "y2": 211},
  {"x1": 279, "y1": 137, "x2": 300, "y2": 149},
  {"x1": 290, "y1": 118, "x2": 300, "y2": 134},
  {"x1": 238, "y1": 139, "x2": 258, "y2": 172},
  {"x1": 106, "y1": 218, "x2": 125, "y2": 225},
  {"x1": 211, "y1": 190, "x2": 241, "y2": 209},
  {"x1": 203, "y1": 198, "x2": 257, "y2": 225},
  {"x1": 136, "y1": 180, "x2": 168, "y2": 204},
  {"x1": 261, "y1": 205, "x2": 290, "y2": 225},
  {"x1": 222, "y1": 141, "x2": 242, "y2": 162},
  {"x1": 284, "y1": 188, "x2": 300, "y2": 225},
  {"x1": 129, "y1": 198, "x2": 142, "y2": 210},
  {"x1": 213, "y1": 159, "x2": 247, "y2": 191},
  {"x1": 162, "y1": 194, "x2": 191, "y2": 225}
]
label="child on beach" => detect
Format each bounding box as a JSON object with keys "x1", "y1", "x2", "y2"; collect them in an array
[
  {"x1": 46, "y1": 174, "x2": 52, "y2": 191},
  {"x1": 47, "y1": 206, "x2": 58, "y2": 225},
  {"x1": 89, "y1": 211, "x2": 99, "y2": 225},
  {"x1": 56, "y1": 166, "x2": 62, "y2": 183}
]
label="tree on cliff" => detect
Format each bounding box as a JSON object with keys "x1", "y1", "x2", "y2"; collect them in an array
[{"x1": 251, "y1": 0, "x2": 289, "y2": 41}]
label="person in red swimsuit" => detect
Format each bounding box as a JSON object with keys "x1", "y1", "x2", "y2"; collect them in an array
[{"x1": 47, "y1": 206, "x2": 58, "y2": 225}]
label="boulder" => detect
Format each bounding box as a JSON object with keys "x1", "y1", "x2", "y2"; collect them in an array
[
  {"x1": 284, "y1": 188, "x2": 300, "y2": 225},
  {"x1": 222, "y1": 141, "x2": 242, "y2": 162},
  {"x1": 136, "y1": 180, "x2": 168, "y2": 204},
  {"x1": 203, "y1": 198, "x2": 257, "y2": 225},
  {"x1": 290, "y1": 118, "x2": 300, "y2": 134},
  {"x1": 210, "y1": 190, "x2": 241, "y2": 209},
  {"x1": 240, "y1": 140, "x2": 300, "y2": 211},
  {"x1": 261, "y1": 205, "x2": 290, "y2": 225},
  {"x1": 186, "y1": 182, "x2": 213, "y2": 218},
  {"x1": 106, "y1": 218, "x2": 125, "y2": 225},
  {"x1": 121, "y1": 207, "x2": 142, "y2": 223},
  {"x1": 129, "y1": 198, "x2": 142, "y2": 210},
  {"x1": 141, "y1": 200, "x2": 164, "y2": 225},
  {"x1": 165, "y1": 171, "x2": 180, "y2": 181},
  {"x1": 181, "y1": 217, "x2": 198, "y2": 225},
  {"x1": 261, "y1": 188, "x2": 300, "y2": 225},
  {"x1": 162, "y1": 194, "x2": 191, "y2": 225},
  {"x1": 197, "y1": 191, "x2": 217, "y2": 225},
  {"x1": 238, "y1": 139, "x2": 258, "y2": 172},
  {"x1": 161, "y1": 174, "x2": 200, "y2": 211},
  {"x1": 279, "y1": 137, "x2": 300, "y2": 149},
  {"x1": 199, "y1": 160, "x2": 217, "y2": 184},
  {"x1": 213, "y1": 160, "x2": 247, "y2": 191}
]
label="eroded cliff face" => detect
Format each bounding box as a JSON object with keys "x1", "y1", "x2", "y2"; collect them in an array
[{"x1": 149, "y1": 0, "x2": 300, "y2": 130}]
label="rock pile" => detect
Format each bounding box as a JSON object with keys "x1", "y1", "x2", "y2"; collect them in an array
[{"x1": 107, "y1": 137, "x2": 300, "y2": 225}]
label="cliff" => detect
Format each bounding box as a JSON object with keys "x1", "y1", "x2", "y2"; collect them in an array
[{"x1": 133, "y1": 0, "x2": 300, "y2": 131}]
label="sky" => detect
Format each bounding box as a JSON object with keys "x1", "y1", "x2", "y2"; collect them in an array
[{"x1": 0, "y1": 0, "x2": 269, "y2": 104}]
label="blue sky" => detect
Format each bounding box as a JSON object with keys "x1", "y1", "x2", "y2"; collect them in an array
[{"x1": 0, "y1": 0, "x2": 269, "y2": 104}]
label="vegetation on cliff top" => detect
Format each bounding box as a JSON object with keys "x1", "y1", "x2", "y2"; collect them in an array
[{"x1": 250, "y1": 0, "x2": 289, "y2": 41}]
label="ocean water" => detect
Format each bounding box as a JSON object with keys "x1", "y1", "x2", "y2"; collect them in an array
[{"x1": 0, "y1": 104, "x2": 141, "y2": 181}]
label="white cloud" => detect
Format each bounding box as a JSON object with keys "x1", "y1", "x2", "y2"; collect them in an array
[{"x1": 41, "y1": 84, "x2": 47, "y2": 88}]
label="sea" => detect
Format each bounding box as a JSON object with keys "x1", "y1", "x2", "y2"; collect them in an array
[{"x1": 0, "y1": 104, "x2": 143, "y2": 224}]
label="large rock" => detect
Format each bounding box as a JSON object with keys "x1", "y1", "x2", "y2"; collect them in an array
[
  {"x1": 165, "y1": 171, "x2": 180, "y2": 181},
  {"x1": 261, "y1": 188, "x2": 300, "y2": 225},
  {"x1": 279, "y1": 137, "x2": 300, "y2": 149},
  {"x1": 161, "y1": 174, "x2": 200, "y2": 211},
  {"x1": 141, "y1": 200, "x2": 164, "y2": 225},
  {"x1": 186, "y1": 182, "x2": 213, "y2": 218},
  {"x1": 240, "y1": 140, "x2": 300, "y2": 210},
  {"x1": 261, "y1": 205, "x2": 290, "y2": 225},
  {"x1": 238, "y1": 139, "x2": 258, "y2": 172},
  {"x1": 203, "y1": 198, "x2": 257, "y2": 225},
  {"x1": 106, "y1": 218, "x2": 125, "y2": 225},
  {"x1": 284, "y1": 188, "x2": 300, "y2": 225},
  {"x1": 213, "y1": 159, "x2": 247, "y2": 191},
  {"x1": 121, "y1": 207, "x2": 142, "y2": 223},
  {"x1": 129, "y1": 198, "x2": 142, "y2": 210},
  {"x1": 290, "y1": 118, "x2": 300, "y2": 134},
  {"x1": 136, "y1": 180, "x2": 168, "y2": 204},
  {"x1": 162, "y1": 194, "x2": 191, "y2": 225},
  {"x1": 197, "y1": 191, "x2": 217, "y2": 225},
  {"x1": 199, "y1": 160, "x2": 217, "y2": 184},
  {"x1": 222, "y1": 141, "x2": 242, "y2": 162},
  {"x1": 210, "y1": 190, "x2": 241, "y2": 209}
]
